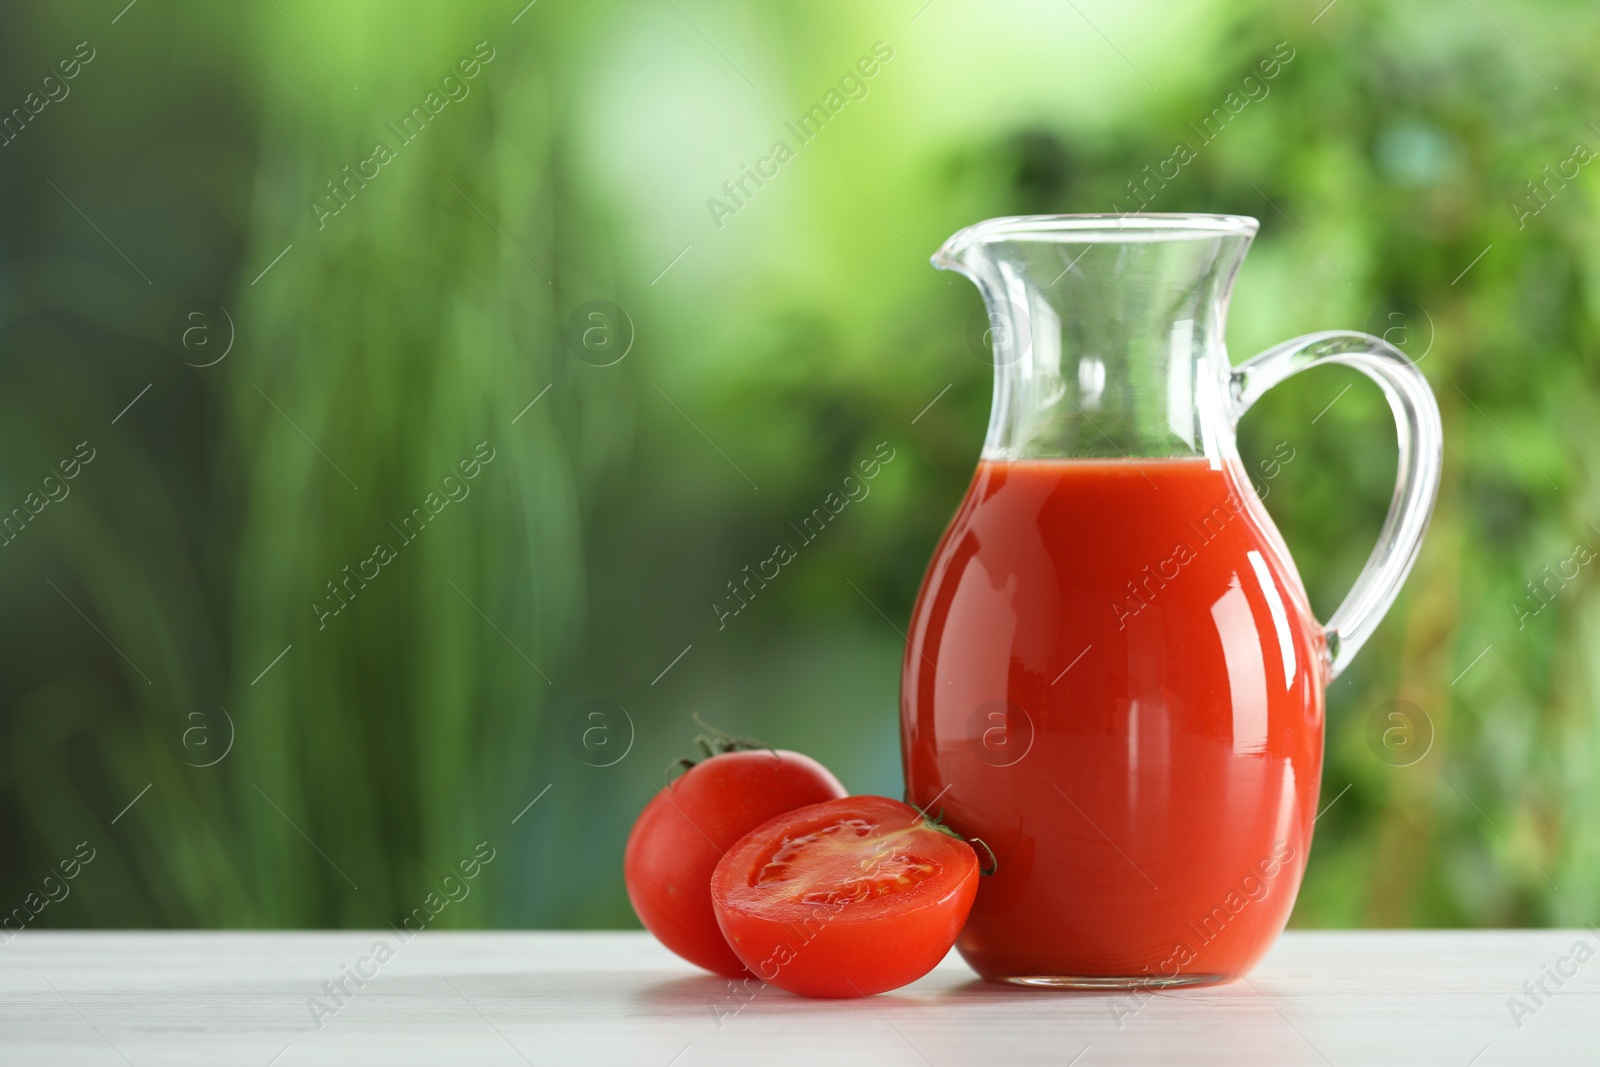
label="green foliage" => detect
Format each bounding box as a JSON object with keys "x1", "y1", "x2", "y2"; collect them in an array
[{"x1": 0, "y1": 0, "x2": 1595, "y2": 932}]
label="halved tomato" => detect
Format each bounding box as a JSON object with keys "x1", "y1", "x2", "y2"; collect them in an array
[{"x1": 710, "y1": 795, "x2": 979, "y2": 997}]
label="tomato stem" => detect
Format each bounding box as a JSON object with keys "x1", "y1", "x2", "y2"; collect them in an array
[
  {"x1": 969, "y1": 836, "x2": 998, "y2": 877},
  {"x1": 916, "y1": 805, "x2": 999, "y2": 876},
  {"x1": 689, "y1": 711, "x2": 774, "y2": 755},
  {"x1": 663, "y1": 713, "x2": 779, "y2": 785},
  {"x1": 663, "y1": 757, "x2": 697, "y2": 784}
]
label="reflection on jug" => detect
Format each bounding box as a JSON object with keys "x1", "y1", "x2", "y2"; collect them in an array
[{"x1": 901, "y1": 214, "x2": 1442, "y2": 986}]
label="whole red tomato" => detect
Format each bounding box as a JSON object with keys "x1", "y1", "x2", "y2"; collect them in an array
[
  {"x1": 710, "y1": 795, "x2": 979, "y2": 997},
  {"x1": 625, "y1": 749, "x2": 846, "y2": 977}
]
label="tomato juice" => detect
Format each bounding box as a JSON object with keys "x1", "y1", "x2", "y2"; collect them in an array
[{"x1": 901, "y1": 457, "x2": 1325, "y2": 985}]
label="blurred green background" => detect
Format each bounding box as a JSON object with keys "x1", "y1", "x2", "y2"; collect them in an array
[{"x1": 1, "y1": 0, "x2": 1594, "y2": 931}]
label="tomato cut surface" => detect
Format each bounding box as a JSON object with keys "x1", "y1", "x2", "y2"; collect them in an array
[
  {"x1": 710, "y1": 795, "x2": 979, "y2": 997},
  {"x1": 624, "y1": 749, "x2": 846, "y2": 977}
]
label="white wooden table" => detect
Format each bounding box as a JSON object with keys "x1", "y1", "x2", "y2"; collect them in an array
[{"x1": 1, "y1": 931, "x2": 1595, "y2": 1065}]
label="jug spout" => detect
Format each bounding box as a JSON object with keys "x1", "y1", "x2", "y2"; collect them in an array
[{"x1": 933, "y1": 214, "x2": 1258, "y2": 461}]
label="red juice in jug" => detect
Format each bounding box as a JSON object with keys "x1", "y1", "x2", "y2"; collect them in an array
[{"x1": 901, "y1": 456, "x2": 1325, "y2": 985}]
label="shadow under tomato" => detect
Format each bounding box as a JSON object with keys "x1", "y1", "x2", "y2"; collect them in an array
[
  {"x1": 636, "y1": 972, "x2": 963, "y2": 1015},
  {"x1": 632, "y1": 972, "x2": 734, "y2": 1012}
]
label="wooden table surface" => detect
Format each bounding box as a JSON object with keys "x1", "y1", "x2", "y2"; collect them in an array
[{"x1": 2, "y1": 930, "x2": 1596, "y2": 1065}]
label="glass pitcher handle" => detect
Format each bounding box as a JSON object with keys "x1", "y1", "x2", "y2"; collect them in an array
[{"x1": 1228, "y1": 331, "x2": 1443, "y2": 681}]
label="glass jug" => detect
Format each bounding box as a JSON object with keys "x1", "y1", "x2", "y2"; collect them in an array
[{"x1": 901, "y1": 214, "x2": 1441, "y2": 987}]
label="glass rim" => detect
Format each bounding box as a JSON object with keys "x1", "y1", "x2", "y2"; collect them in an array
[{"x1": 935, "y1": 213, "x2": 1260, "y2": 265}]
